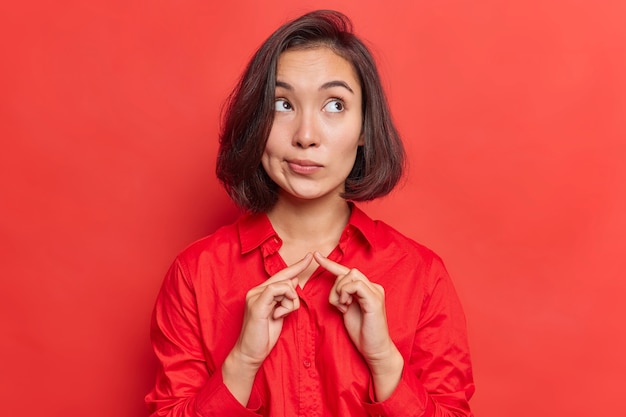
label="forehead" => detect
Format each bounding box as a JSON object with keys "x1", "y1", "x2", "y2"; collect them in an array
[{"x1": 275, "y1": 47, "x2": 360, "y2": 87}]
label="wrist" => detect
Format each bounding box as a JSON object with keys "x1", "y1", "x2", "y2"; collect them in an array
[
  {"x1": 365, "y1": 341, "x2": 403, "y2": 374},
  {"x1": 367, "y1": 346, "x2": 404, "y2": 402},
  {"x1": 223, "y1": 348, "x2": 262, "y2": 379},
  {"x1": 221, "y1": 350, "x2": 260, "y2": 406},
  {"x1": 368, "y1": 346, "x2": 403, "y2": 376}
]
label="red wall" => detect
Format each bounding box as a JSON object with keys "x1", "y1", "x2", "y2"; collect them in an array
[{"x1": 1, "y1": 1, "x2": 625, "y2": 416}]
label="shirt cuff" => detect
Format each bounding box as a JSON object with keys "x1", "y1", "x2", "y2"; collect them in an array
[
  {"x1": 362, "y1": 366, "x2": 432, "y2": 417},
  {"x1": 194, "y1": 367, "x2": 263, "y2": 417}
]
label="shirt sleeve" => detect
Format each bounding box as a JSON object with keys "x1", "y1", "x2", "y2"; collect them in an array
[
  {"x1": 362, "y1": 257, "x2": 475, "y2": 417},
  {"x1": 145, "y1": 259, "x2": 263, "y2": 417}
]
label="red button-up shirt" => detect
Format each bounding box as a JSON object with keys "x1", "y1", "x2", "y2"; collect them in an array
[{"x1": 146, "y1": 205, "x2": 474, "y2": 416}]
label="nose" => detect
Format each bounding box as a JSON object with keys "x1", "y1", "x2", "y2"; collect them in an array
[{"x1": 292, "y1": 110, "x2": 319, "y2": 148}]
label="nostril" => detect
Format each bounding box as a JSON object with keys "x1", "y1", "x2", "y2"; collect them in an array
[{"x1": 294, "y1": 138, "x2": 319, "y2": 148}]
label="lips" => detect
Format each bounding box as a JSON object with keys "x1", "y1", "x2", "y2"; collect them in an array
[{"x1": 287, "y1": 159, "x2": 322, "y2": 174}]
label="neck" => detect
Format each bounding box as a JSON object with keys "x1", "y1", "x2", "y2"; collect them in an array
[{"x1": 266, "y1": 194, "x2": 352, "y2": 243}]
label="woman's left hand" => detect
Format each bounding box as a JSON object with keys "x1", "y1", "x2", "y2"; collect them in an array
[{"x1": 313, "y1": 252, "x2": 404, "y2": 400}]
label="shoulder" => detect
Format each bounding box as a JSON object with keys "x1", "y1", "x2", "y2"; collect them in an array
[
  {"x1": 352, "y1": 204, "x2": 443, "y2": 267},
  {"x1": 359, "y1": 216, "x2": 459, "y2": 315},
  {"x1": 172, "y1": 215, "x2": 245, "y2": 274},
  {"x1": 371, "y1": 218, "x2": 446, "y2": 269},
  {"x1": 350, "y1": 206, "x2": 450, "y2": 291}
]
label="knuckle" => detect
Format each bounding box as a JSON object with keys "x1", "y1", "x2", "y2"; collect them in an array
[{"x1": 349, "y1": 267, "x2": 361, "y2": 275}]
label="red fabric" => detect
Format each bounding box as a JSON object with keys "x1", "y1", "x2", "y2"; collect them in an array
[{"x1": 145, "y1": 205, "x2": 474, "y2": 416}]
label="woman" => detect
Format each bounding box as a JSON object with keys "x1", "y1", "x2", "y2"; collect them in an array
[{"x1": 146, "y1": 9, "x2": 474, "y2": 417}]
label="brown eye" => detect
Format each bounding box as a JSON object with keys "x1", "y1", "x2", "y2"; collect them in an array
[
  {"x1": 323, "y1": 99, "x2": 344, "y2": 113},
  {"x1": 274, "y1": 99, "x2": 293, "y2": 112}
]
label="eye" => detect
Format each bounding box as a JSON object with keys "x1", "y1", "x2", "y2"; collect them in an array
[
  {"x1": 274, "y1": 99, "x2": 293, "y2": 112},
  {"x1": 323, "y1": 99, "x2": 344, "y2": 113}
]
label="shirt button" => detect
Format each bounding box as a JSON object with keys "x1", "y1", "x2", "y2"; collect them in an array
[{"x1": 303, "y1": 360, "x2": 311, "y2": 368}]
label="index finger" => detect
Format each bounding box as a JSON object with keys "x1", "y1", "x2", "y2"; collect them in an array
[
  {"x1": 264, "y1": 252, "x2": 313, "y2": 285},
  {"x1": 313, "y1": 251, "x2": 350, "y2": 276}
]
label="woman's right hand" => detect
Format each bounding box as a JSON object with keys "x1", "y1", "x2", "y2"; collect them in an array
[{"x1": 222, "y1": 253, "x2": 312, "y2": 405}]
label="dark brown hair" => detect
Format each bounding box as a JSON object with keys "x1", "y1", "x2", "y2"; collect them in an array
[{"x1": 216, "y1": 9, "x2": 405, "y2": 212}]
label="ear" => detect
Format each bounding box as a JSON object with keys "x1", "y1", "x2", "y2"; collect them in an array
[{"x1": 358, "y1": 132, "x2": 365, "y2": 146}]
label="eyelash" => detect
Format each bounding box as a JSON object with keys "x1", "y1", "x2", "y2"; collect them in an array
[
  {"x1": 324, "y1": 97, "x2": 345, "y2": 113},
  {"x1": 274, "y1": 98, "x2": 292, "y2": 111},
  {"x1": 273, "y1": 97, "x2": 346, "y2": 112}
]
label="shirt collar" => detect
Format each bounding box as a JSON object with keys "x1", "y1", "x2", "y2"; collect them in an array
[
  {"x1": 237, "y1": 202, "x2": 376, "y2": 255},
  {"x1": 238, "y1": 211, "x2": 278, "y2": 255},
  {"x1": 345, "y1": 203, "x2": 376, "y2": 247}
]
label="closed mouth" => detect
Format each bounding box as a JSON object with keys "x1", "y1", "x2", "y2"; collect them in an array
[
  {"x1": 287, "y1": 159, "x2": 322, "y2": 167},
  {"x1": 287, "y1": 159, "x2": 323, "y2": 173}
]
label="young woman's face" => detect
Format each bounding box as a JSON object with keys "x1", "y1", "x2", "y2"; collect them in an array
[{"x1": 262, "y1": 46, "x2": 364, "y2": 204}]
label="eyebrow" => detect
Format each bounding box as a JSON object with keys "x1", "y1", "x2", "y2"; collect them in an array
[{"x1": 275, "y1": 80, "x2": 354, "y2": 94}]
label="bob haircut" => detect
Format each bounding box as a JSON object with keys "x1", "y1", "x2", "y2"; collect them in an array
[{"x1": 216, "y1": 9, "x2": 405, "y2": 213}]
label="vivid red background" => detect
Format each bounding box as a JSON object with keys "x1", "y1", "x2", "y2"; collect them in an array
[{"x1": 1, "y1": 0, "x2": 625, "y2": 416}]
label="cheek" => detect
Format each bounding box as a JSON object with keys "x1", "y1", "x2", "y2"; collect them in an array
[
  {"x1": 263, "y1": 129, "x2": 281, "y2": 157},
  {"x1": 260, "y1": 142, "x2": 281, "y2": 176},
  {"x1": 260, "y1": 150, "x2": 272, "y2": 173},
  {"x1": 338, "y1": 131, "x2": 364, "y2": 157},
  {"x1": 262, "y1": 139, "x2": 278, "y2": 159}
]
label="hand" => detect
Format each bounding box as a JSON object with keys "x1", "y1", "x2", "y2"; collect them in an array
[
  {"x1": 223, "y1": 253, "x2": 312, "y2": 405},
  {"x1": 234, "y1": 253, "x2": 312, "y2": 367},
  {"x1": 313, "y1": 251, "x2": 403, "y2": 400}
]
